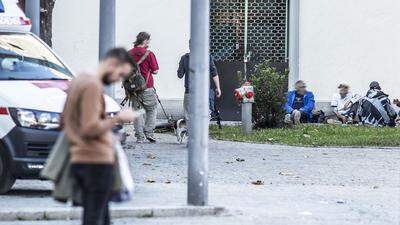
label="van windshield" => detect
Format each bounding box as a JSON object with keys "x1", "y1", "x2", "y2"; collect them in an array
[{"x1": 0, "y1": 33, "x2": 73, "y2": 80}]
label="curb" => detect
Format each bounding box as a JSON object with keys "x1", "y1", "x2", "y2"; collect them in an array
[{"x1": 0, "y1": 206, "x2": 226, "y2": 221}]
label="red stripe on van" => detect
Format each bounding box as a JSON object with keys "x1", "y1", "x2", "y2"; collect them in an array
[
  {"x1": 31, "y1": 80, "x2": 70, "y2": 92},
  {"x1": 0, "y1": 107, "x2": 8, "y2": 115}
]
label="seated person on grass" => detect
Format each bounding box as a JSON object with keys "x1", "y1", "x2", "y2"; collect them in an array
[
  {"x1": 393, "y1": 98, "x2": 400, "y2": 123},
  {"x1": 358, "y1": 81, "x2": 397, "y2": 127},
  {"x1": 284, "y1": 80, "x2": 315, "y2": 125},
  {"x1": 328, "y1": 83, "x2": 361, "y2": 124}
]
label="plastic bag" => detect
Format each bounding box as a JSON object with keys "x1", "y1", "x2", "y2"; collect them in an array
[{"x1": 111, "y1": 142, "x2": 135, "y2": 202}]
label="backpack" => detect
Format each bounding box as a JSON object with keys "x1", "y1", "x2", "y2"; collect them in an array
[
  {"x1": 311, "y1": 110, "x2": 325, "y2": 123},
  {"x1": 122, "y1": 50, "x2": 150, "y2": 96}
]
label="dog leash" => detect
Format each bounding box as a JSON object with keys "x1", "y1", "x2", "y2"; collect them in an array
[{"x1": 153, "y1": 87, "x2": 173, "y2": 123}]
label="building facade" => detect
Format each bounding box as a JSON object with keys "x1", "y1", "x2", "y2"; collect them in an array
[
  {"x1": 52, "y1": 0, "x2": 190, "y2": 101},
  {"x1": 51, "y1": 0, "x2": 289, "y2": 119},
  {"x1": 51, "y1": 0, "x2": 400, "y2": 118},
  {"x1": 292, "y1": 0, "x2": 400, "y2": 107}
]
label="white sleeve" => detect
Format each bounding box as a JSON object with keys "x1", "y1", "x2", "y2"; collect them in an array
[
  {"x1": 331, "y1": 94, "x2": 338, "y2": 107},
  {"x1": 331, "y1": 94, "x2": 340, "y2": 112}
]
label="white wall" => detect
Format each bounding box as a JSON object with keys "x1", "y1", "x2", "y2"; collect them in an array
[
  {"x1": 299, "y1": 0, "x2": 400, "y2": 102},
  {"x1": 115, "y1": 0, "x2": 190, "y2": 100},
  {"x1": 53, "y1": 0, "x2": 190, "y2": 100},
  {"x1": 53, "y1": 0, "x2": 99, "y2": 73}
]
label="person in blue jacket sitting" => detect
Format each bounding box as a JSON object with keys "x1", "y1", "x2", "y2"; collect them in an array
[{"x1": 284, "y1": 80, "x2": 315, "y2": 125}]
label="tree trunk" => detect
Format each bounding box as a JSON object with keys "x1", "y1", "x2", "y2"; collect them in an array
[
  {"x1": 18, "y1": 0, "x2": 56, "y2": 47},
  {"x1": 40, "y1": 0, "x2": 56, "y2": 47}
]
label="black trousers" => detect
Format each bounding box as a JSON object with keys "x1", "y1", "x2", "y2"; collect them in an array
[{"x1": 71, "y1": 164, "x2": 114, "y2": 225}]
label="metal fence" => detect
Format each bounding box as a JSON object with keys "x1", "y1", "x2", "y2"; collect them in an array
[{"x1": 210, "y1": 0, "x2": 287, "y2": 63}]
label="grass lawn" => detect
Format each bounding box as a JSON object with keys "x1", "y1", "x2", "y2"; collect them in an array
[{"x1": 209, "y1": 124, "x2": 400, "y2": 147}]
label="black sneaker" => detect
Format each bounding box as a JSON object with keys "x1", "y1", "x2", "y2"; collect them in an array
[{"x1": 146, "y1": 136, "x2": 156, "y2": 143}]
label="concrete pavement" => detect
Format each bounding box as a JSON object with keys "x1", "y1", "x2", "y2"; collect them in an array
[
  {"x1": 0, "y1": 182, "x2": 224, "y2": 221},
  {"x1": 0, "y1": 129, "x2": 399, "y2": 224},
  {"x1": 1, "y1": 183, "x2": 398, "y2": 225}
]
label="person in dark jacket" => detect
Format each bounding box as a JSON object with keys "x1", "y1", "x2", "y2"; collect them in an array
[
  {"x1": 177, "y1": 51, "x2": 221, "y2": 123},
  {"x1": 358, "y1": 81, "x2": 397, "y2": 127},
  {"x1": 284, "y1": 80, "x2": 315, "y2": 125}
]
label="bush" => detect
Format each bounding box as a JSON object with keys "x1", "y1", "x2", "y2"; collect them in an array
[{"x1": 251, "y1": 61, "x2": 288, "y2": 128}]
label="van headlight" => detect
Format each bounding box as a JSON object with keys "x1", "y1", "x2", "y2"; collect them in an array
[{"x1": 9, "y1": 108, "x2": 60, "y2": 130}]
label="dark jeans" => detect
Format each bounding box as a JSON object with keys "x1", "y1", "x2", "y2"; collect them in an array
[
  {"x1": 71, "y1": 164, "x2": 114, "y2": 225},
  {"x1": 209, "y1": 88, "x2": 216, "y2": 113}
]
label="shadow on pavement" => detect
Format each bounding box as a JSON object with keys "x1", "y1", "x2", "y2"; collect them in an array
[{"x1": 6, "y1": 189, "x2": 51, "y2": 197}]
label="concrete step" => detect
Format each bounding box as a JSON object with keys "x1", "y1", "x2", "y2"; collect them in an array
[{"x1": 0, "y1": 205, "x2": 225, "y2": 221}]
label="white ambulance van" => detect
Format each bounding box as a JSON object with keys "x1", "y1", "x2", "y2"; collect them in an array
[{"x1": 0, "y1": 0, "x2": 121, "y2": 193}]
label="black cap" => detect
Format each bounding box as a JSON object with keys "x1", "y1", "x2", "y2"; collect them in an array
[{"x1": 369, "y1": 81, "x2": 381, "y2": 90}]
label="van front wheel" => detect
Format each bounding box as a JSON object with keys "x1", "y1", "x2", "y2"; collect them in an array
[{"x1": 0, "y1": 149, "x2": 15, "y2": 194}]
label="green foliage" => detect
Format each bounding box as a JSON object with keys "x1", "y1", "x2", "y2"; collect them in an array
[
  {"x1": 210, "y1": 125, "x2": 400, "y2": 147},
  {"x1": 251, "y1": 61, "x2": 288, "y2": 128}
]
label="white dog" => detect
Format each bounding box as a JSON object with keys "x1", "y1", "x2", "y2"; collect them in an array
[{"x1": 175, "y1": 119, "x2": 187, "y2": 144}]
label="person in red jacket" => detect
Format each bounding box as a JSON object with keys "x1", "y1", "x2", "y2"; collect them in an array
[{"x1": 128, "y1": 32, "x2": 159, "y2": 143}]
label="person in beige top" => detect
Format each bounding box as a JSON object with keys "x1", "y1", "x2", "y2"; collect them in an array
[{"x1": 62, "y1": 48, "x2": 138, "y2": 225}]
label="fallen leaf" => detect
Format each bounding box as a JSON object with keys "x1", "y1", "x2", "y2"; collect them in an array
[
  {"x1": 146, "y1": 179, "x2": 156, "y2": 183},
  {"x1": 147, "y1": 153, "x2": 156, "y2": 159},
  {"x1": 236, "y1": 158, "x2": 245, "y2": 162},
  {"x1": 336, "y1": 199, "x2": 346, "y2": 204},
  {"x1": 165, "y1": 180, "x2": 171, "y2": 184},
  {"x1": 279, "y1": 171, "x2": 294, "y2": 176},
  {"x1": 251, "y1": 180, "x2": 264, "y2": 185}
]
